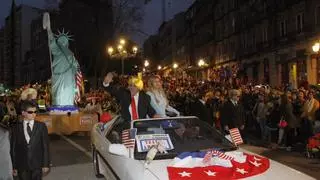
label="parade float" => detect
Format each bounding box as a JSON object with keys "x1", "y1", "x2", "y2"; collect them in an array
[{"x1": 34, "y1": 12, "x2": 98, "y2": 135}]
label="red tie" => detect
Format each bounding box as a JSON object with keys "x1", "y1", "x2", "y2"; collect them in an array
[{"x1": 131, "y1": 96, "x2": 138, "y2": 120}]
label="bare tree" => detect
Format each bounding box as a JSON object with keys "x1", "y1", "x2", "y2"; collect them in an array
[{"x1": 112, "y1": 0, "x2": 144, "y2": 36}]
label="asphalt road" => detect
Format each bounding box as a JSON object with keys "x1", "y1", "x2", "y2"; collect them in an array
[
  {"x1": 43, "y1": 134, "x2": 98, "y2": 180},
  {"x1": 44, "y1": 134, "x2": 320, "y2": 180}
]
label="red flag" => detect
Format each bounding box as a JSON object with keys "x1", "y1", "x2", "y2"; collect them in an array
[{"x1": 229, "y1": 128, "x2": 243, "y2": 146}]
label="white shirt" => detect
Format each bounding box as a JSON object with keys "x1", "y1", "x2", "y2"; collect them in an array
[
  {"x1": 23, "y1": 120, "x2": 34, "y2": 144},
  {"x1": 199, "y1": 99, "x2": 206, "y2": 105},
  {"x1": 230, "y1": 99, "x2": 238, "y2": 106},
  {"x1": 129, "y1": 93, "x2": 139, "y2": 120}
]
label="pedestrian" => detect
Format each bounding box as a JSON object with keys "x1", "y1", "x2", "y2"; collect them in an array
[
  {"x1": 11, "y1": 101, "x2": 50, "y2": 180},
  {"x1": 0, "y1": 122, "x2": 13, "y2": 180}
]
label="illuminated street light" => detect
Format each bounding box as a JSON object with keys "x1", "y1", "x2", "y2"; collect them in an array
[
  {"x1": 198, "y1": 59, "x2": 205, "y2": 67},
  {"x1": 158, "y1": 65, "x2": 162, "y2": 70},
  {"x1": 173, "y1": 63, "x2": 178, "y2": 69},
  {"x1": 143, "y1": 68, "x2": 146, "y2": 72},
  {"x1": 133, "y1": 46, "x2": 138, "y2": 54},
  {"x1": 313, "y1": 42, "x2": 320, "y2": 53},
  {"x1": 120, "y1": 38, "x2": 126, "y2": 45},
  {"x1": 108, "y1": 38, "x2": 139, "y2": 75},
  {"x1": 144, "y1": 60, "x2": 150, "y2": 67},
  {"x1": 107, "y1": 47, "x2": 114, "y2": 55},
  {"x1": 117, "y1": 44, "x2": 123, "y2": 51}
]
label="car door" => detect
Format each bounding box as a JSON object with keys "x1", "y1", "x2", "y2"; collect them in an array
[{"x1": 100, "y1": 119, "x2": 135, "y2": 180}]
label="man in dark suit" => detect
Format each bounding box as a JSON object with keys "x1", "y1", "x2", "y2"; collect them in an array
[
  {"x1": 103, "y1": 72, "x2": 159, "y2": 121},
  {"x1": 190, "y1": 92, "x2": 212, "y2": 126},
  {"x1": 220, "y1": 89, "x2": 245, "y2": 134},
  {"x1": 11, "y1": 101, "x2": 50, "y2": 180}
]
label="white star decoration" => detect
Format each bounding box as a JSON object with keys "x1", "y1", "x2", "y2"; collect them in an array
[
  {"x1": 254, "y1": 156, "x2": 262, "y2": 161},
  {"x1": 236, "y1": 168, "x2": 248, "y2": 174},
  {"x1": 204, "y1": 170, "x2": 216, "y2": 176},
  {"x1": 178, "y1": 171, "x2": 192, "y2": 177},
  {"x1": 250, "y1": 160, "x2": 262, "y2": 167}
]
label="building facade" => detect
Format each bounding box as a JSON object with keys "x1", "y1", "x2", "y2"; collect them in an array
[
  {"x1": 213, "y1": 0, "x2": 320, "y2": 87},
  {"x1": 21, "y1": 13, "x2": 56, "y2": 84},
  {"x1": 155, "y1": 12, "x2": 187, "y2": 67},
  {"x1": 0, "y1": 28, "x2": 5, "y2": 83},
  {"x1": 145, "y1": 0, "x2": 320, "y2": 87},
  {"x1": 3, "y1": 4, "x2": 43, "y2": 87},
  {"x1": 185, "y1": 0, "x2": 215, "y2": 67}
]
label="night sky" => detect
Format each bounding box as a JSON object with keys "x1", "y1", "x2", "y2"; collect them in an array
[{"x1": 0, "y1": 0, "x2": 194, "y2": 45}]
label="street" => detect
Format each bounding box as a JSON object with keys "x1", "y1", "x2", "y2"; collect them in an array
[
  {"x1": 44, "y1": 134, "x2": 320, "y2": 180},
  {"x1": 43, "y1": 134, "x2": 98, "y2": 180}
]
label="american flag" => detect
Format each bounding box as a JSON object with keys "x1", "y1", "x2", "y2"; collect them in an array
[
  {"x1": 75, "y1": 66, "x2": 83, "y2": 103},
  {"x1": 203, "y1": 149, "x2": 234, "y2": 164},
  {"x1": 212, "y1": 150, "x2": 234, "y2": 160},
  {"x1": 121, "y1": 128, "x2": 137, "y2": 149},
  {"x1": 202, "y1": 150, "x2": 213, "y2": 164},
  {"x1": 229, "y1": 128, "x2": 243, "y2": 146}
]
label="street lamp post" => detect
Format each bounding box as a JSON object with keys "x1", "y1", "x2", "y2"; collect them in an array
[
  {"x1": 107, "y1": 39, "x2": 138, "y2": 75},
  {"x1": 312, "y1": 42, "x2": 320, "y2": 83},
  {"x1": 197, "y1": 59, "x2": 207, "y2": 80}
]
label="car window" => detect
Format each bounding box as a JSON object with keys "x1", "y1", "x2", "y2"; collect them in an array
[{"x1": 105, "y1": 118, "x2": 130, "y2": 144}]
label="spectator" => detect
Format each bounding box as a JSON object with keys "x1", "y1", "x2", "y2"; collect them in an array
[{"x1": 0, "y1": 122, "x2": 13, "y2": 180}]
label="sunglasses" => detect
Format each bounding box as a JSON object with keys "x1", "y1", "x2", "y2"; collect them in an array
[{"x1": 26, "y1": 111, "x2": 37, "y2": 114}]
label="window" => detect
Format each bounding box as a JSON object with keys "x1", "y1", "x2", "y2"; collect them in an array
[
  {"x1": 316, "y1": 6, "x2": 320, "y2": 25},
  {"x1": 230, "y1": 0, "x2": 235, "y2": 9},
  {"x1": 262, "y1": 26, "x2": 268, "y2": 43},
  {"x1": 106, "y1": 120, "x2": 130, "y2": 144},
  {"x1": 253, "y1": 28, "x2": 257, "y2": 47},
  {"x1": 296, "y1": 13, "x2": 304, "y2": 33},
  {"x1": 232, "y1": 17, "x2": 236, "y2": 33},
  {"x1": 280, "y1": 20, "x2": 287, "y2": 37}
]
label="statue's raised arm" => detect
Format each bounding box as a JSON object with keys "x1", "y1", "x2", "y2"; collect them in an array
[{"x1": 43, "y1": 12, "x2": 54, "y2": 41}]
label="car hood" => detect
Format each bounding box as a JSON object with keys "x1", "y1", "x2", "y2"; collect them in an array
[{"x1": 141, "y1": 151, "x2": 315, "y2": 180}]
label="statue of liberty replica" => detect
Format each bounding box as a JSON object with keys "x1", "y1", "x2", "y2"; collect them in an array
[{"x1": 43, "y1": 12, "x2": 80, "y2": 113}]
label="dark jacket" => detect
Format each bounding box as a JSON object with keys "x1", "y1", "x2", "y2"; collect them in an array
[
  {"x1": 190, "y1": 99, "x2": 212, "y2": 126},
  {"x1": 104, "y1": 84, "x2": 156, "y2": 121},
  {"x1": 10, "y1": 121, "x2": 50, "y2": 170},
  {"x1": 220, "y1": 99, "x2": 245, "y2": 129},
  {"x1": 280, "y1": 103, "x2": 299, "y2": 128}
]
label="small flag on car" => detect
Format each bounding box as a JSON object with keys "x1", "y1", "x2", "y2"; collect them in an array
[
  {"x1": 212, "y1": 150, "x2": 234, "y2": 160},
  {"x1": 229, "y1": 128, "x2": 243, "y2": 146},
  {"x1": 121, "y1": 128, "x2": 137, "y2": 149},
  {"x1": 202, "y1": 150, "x2": 213, "y2": 164}
]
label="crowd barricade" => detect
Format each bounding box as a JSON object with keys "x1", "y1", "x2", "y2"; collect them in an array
[{"x1": 36, "y1": 112, "x2": 98, "y2": 135}]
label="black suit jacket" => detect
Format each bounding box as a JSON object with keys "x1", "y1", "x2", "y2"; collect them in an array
[
  {"x1": 190, "y1": 99, "x2": 212, "y2": 126},
  {"x1": 10, "y1": 121, "x2": 50, "y2": 170},
  {"x1": 104, "y1": 84, "x2": 156, "y2": 121},
  {"x1": 220, "y1": 99, "x2": 245, "y2": 129}
]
